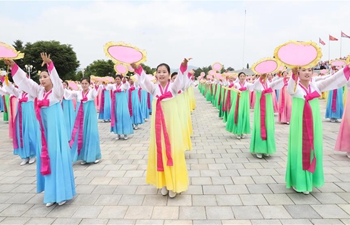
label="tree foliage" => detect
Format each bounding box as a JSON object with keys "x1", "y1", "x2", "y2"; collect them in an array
[
  {"x1": 84, "y1": 59, "x2": 115, "y2": 77},
  {"x1": 1, "y1": 40, "x2": 80, "y2": 82},
  {"x1": 23, "y1": 41, "x2": 80, "y2": 82}
]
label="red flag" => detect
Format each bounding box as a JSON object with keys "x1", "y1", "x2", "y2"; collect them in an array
[
  {"x1": 319, "y1": 38, "x2": 326, "y2": 45},
  {"x1": 329, "y1": 35, "x2": 338, "y2": 41},
  {"x1": 341, "y1": 31, "x2": 350, "y2": 39}
]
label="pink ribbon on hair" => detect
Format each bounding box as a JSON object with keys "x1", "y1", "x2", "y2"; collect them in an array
[{"x1": 34, "y1": 91, "x2": 52, "y2": 176}]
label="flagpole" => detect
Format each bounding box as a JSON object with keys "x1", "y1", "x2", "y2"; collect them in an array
[{"x1": 242, "y1": 9, "x2": 246, "y2": 69}]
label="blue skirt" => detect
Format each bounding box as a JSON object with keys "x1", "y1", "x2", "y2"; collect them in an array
[
  {"x1": 111, "y1": 91, "x2": 134, "y2": 135},
  {"x1": 13, "y1": 101, "x2": 40, "y2": 159},
  {"x1": 141, "y1": 90, "x2": 150, "y2": 120},
  {"x1": 325, "y1": 88, "x2": 344, "y2": 119},
  {"x1": 130, "y1": 89, "x2": 143, "y2": 125},
  {"x1": 62, "y1": 99, "x2": 75, "y2": 140},
  {"x1": 99, "y1": 90, "x2": 111, "y2": 120},
  {"x1": 0, "y1": 96, "x2": 4, "y2": 112},
  {"x1": 71, "y1": 101, "x2": 102, "y2": 163},
  {"x1": 37, "y1": 103, "x2": 76, "y2": 203}
]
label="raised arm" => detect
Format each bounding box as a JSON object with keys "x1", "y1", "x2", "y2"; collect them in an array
[
  {"x1": 42, "y1": 53, "x2": 64, "y2": 100},
  {"x1": 133, "y1": 65, "x2": 156, "y2": 95},
  {"x1": 3, "y1": 82, "x2": 21, "y2": 98},
  {"x1": 268, "y1": 77, "x2": 284, "y2": 90},
  {"x1": 6, "y1": 61, "x2": 41, "y2": 98},
  {"x1": 64, "y1": 89, "x2": 78, "y2": 100},
  {"x1": 317, "y1": 66, "x2": 350, "y2": 92},
  {"x1": 287, "y1": 68, "x2": 299, "y2": 95}
]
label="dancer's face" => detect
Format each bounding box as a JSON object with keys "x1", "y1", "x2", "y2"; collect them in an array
[
  {"x1": 298, "y1": 68, "x2": 313, "y2": 81},
  {"x1": 81, "y1": 79, "x2": 90, "y2": 92},
  {"x1": 39, "y1": 71, "x2": 52, "y2": 89}
]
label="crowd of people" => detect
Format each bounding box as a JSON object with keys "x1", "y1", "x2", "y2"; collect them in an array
[
  {"x1": 0, "y1": 54, "x2": 196, "y2": 205},
  {"x1": 198, "y1": 59, "x2": 350, "y2": 195}
]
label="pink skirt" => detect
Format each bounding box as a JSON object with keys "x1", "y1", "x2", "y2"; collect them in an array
[
  {"x1": 271, "y1": 90, "x2": 278, "y2": 113},
  {"x1": 278, "y1": 88, "x2": 292, "y2": 123},
  {"x1": 250, "y1": 91, "x2": 256, "y2": 109},
  {"x1": 335, "y1": 90, "x2": 350, "y2": 152},
  {"x1": 9, "y1": 96, "x2": 18, "y2": 139}
]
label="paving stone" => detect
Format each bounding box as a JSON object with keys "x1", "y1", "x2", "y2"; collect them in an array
[
  {"x1": 80, "y1": 219, "x2": 109, "y2": 225},
  {"x1": 216, "y1": 195, "x2": 242, "y2": 206},
  {"x1": 279, "y1": 219, "x2": 312, "y2": 225},
  {"x1": 179, "y1": 206, "x2": 206, "y2": 220},
  {"x1": 26, "y1": 218, "x2": 56, "y2": 225},
  {"x1": 152, "y1": 206, "x2": 179, "y2": 219},
  {"x1": 311, "y1": 192, "x2": 346, "y2": 204},
  {"x1": 311, "y1": 204, "x2": 350, "y2": 219},
  {"x1": 192, "y1": 195, "x2": 217, "y2": 206},
  {"x1": 206, "y1": 206, "x2": 234, "y2": 219},
  {"x1": 247, "y1": 184, "x2": 273, "y2": 194},
  {"x1": 232, "y1": 206, "x2": 263, "y2": 219},
  {"x1": 263, "y1": 194, "x2": 294, "y2": 205},
  {"x1": 72, "y1": 205, "x2": 104, "y2": 218},
  {"x1": 98, "y1": 206, "x2": 128, "y2": 219},
  {"x1": 124, "y1": 206, "x2": 153, "y2": 219},
  {"x1": 258, "y1": 206, "x2": 292, "y2": 219},
  {"x1": 52, "y1": 218, "x2": 82, "y2": 225},
  {"x1": 0, "y1": 217, "x2": 30, "y2": 224},
  {"x1": 0, "y1": 204, "x2": 33, "y2": 216},
  {"x1": 287, "y1": 193, "x2": 320, "y2": 205},
  {"x1": 240, "y1": 194, "x2": 268, "y2": 205}
]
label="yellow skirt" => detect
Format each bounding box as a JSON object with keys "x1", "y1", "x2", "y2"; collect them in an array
[
  {"x1": 175, "y1": 93, "x2": 192, "y2": 151},
  {"x1": 146, "y1": 97, "x2": 189, "y2": 193},
  {"x1": 184, "y1": 90, "x2": 193, "y2": 136},
  {"x1": 189, "y1": 86, "x2": 196, "y2": 111}
]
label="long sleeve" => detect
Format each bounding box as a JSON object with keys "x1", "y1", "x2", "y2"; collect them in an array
[
  {"x1": 64, "y1": 89, "x2": 78, "y2": 100},
  {"x1": 246, "y1": 83, "x2": 255, "y2": 92},
  {"x1": 268, "y1": 77, "x2": 284, "y2": 90},
  {"x1": 11, "y1": 63, "x2": 41, "y2": 98},
  {"x1": 135, "y1": 66, "x2": 157, "y2": 95},
  {"x1": 287, "y1": 73, "x2": 298, "y2": 95},
  {"x1": 0, "y1": 87, "x2": 9, "y2": 96},
  {"x1": 171, "y1": 63, "x2": 186, "y2": 93},
  {"x1": 47, "y1": 61, "x2": 64, "y2": 100},
  {"x1": 313, "y1": 74, "x2": 331, "y2": 82},
  {"x1": 317, "y1": 66, "x2": 350, "y2": 92},
  {"x1": 91, "y1": 87, "x2": 98, "y2": 98},
  {"x1": 3, "y1": 82, "x2": 20, "y2": 98}
]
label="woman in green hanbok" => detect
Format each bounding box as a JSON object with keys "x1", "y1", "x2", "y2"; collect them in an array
[{"x1": 286, "y1": 65, "x2": 350, "y2": 194}]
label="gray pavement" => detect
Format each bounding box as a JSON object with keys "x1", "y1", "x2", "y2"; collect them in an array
[{"x1": 0, "y1": 89, "x2": 350, "y2": 225}]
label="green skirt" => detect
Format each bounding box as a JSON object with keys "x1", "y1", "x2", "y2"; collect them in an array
[
  {"x1": 3, "y1": 95, "x2": 9, "y2": 122},
  {"x1": 250, "y1": 92, "x2": 276, "y2": 154},
  {"x1": 285, "y1": 98, "x2": 324, "y2": 192},
  {"x1": 226, "y1": 91, "x2": 250, "y2": 135}
]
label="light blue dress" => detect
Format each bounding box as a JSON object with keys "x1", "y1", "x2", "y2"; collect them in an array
[
  {"x1": 325, "y1": 88, "x2": 344, "y2": 119},
  {"x1": 111, "y1": 90, "x2": 134, "y2": 135},
  {"x1": 129, "y1": 87, "x2": 143, "y2": 126},
  {"x1": 98, "y1": 89, "x2": 111, "y2": 120}
]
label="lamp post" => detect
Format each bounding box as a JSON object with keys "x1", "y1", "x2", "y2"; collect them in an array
[{"x1": 25, "y1": 64, "x2": 33, "y2": 78}]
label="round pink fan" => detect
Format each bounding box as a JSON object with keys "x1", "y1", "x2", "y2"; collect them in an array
[
  {"x1": 252, "y1": 58, "x2": 280, "y2": 74},
  {"x1": 200, "y1": 72, "x2": 205, "y2": 76},
  {"x1": 128, "y1": 65, "x2": 135, "y2": 72},
  {"x1": 105, "y1": 76, "x2": 114, "y2": 82},
  {"x1": 0, "y1": 42, "x2": 24, "y2": 60},
  {"x1": 68, "y1": 81, "x2": 79, "y2": 90},
  {"x1": 207, "y1": 75, "x2": 213, "y2": 79},
  {"x1": 330, "y1": 60, "x2": 346, "y2": 67},
  {"x1": 212, "y1": 62, "x2": 223, "y2": 71},
  {"x1": 114, "y1": 64, "x2": 128, "y2": 74},
  {"x1": 208, "y1": 70, "x2": 216, "y2": 76},
  {"x1": 104, "y1": 42, "x2": 147, "y2": 65},
  {"x1": 216, "y1": 73, "x2": 223, "y2": 80},
  {"x1": 274, "y1": 41, "x2": 322, "y2": 68}
]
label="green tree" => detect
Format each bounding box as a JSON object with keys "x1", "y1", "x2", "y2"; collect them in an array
[
  {"x1": 23, "y1": 40, "x2": 80, "y2": 82},
  {"x1": 84, "y1": 59, "x2": 115, "y2": 77},
  {"x1": 140, "y1": 63, "x2": 155, "y2": 75}
]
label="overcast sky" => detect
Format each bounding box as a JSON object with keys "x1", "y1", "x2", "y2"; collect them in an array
[{"x1": 1, "y1": 0, "x2": 350, "y2": 70}]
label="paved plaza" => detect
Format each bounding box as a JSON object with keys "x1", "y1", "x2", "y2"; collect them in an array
[{"x1": 1, "y1": 89, "x2": 350, "y2": 225}]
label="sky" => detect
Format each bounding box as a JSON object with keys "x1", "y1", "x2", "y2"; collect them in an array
[{"x1": 1, "y1": 0, "x2": 350, "y2": 71}]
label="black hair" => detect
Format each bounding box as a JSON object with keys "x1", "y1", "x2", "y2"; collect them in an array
[
  {"x1": 81, "y1": 77, "x2": 90, "y2": 83},
  {"x1": 171, "y1": 72, "x2": 178, "y2": 78},
  {"x1": 156, "y1": 63, "x2": 171, "y2": 74},
  {"x1": 63, "y1": 80, "x2": 69, "y2": 86},
  {"x1": 115, "y1": 74, "x2": 123, "y2": 80},
  {"x1": 238, "y1": 72, "x2": 246, "y2": 77}
]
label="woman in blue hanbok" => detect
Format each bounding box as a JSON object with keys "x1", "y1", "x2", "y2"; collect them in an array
[
  {"x1": 106, "y1": 75, "x2": 134, "y2": 140},
  {"x1": 66, "y1": 77, "x2": 102, "y2": 164},
  {"x1": 4, "y1": 82, "x2": 40, "y2": 166},
  {"x1": 5, "y1": 53, "x2": 76, "y2": 207}
]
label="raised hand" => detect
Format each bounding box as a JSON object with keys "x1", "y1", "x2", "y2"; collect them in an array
[
  {"x1": 40, "y1": 52, "x2": 52, "y2": 67},
  {"x1": 130, "y1": 63, "x2": 138, "y2": 70},
  {"x1": 4, "y1": 59, "x2": 15, "y2": 67}
]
